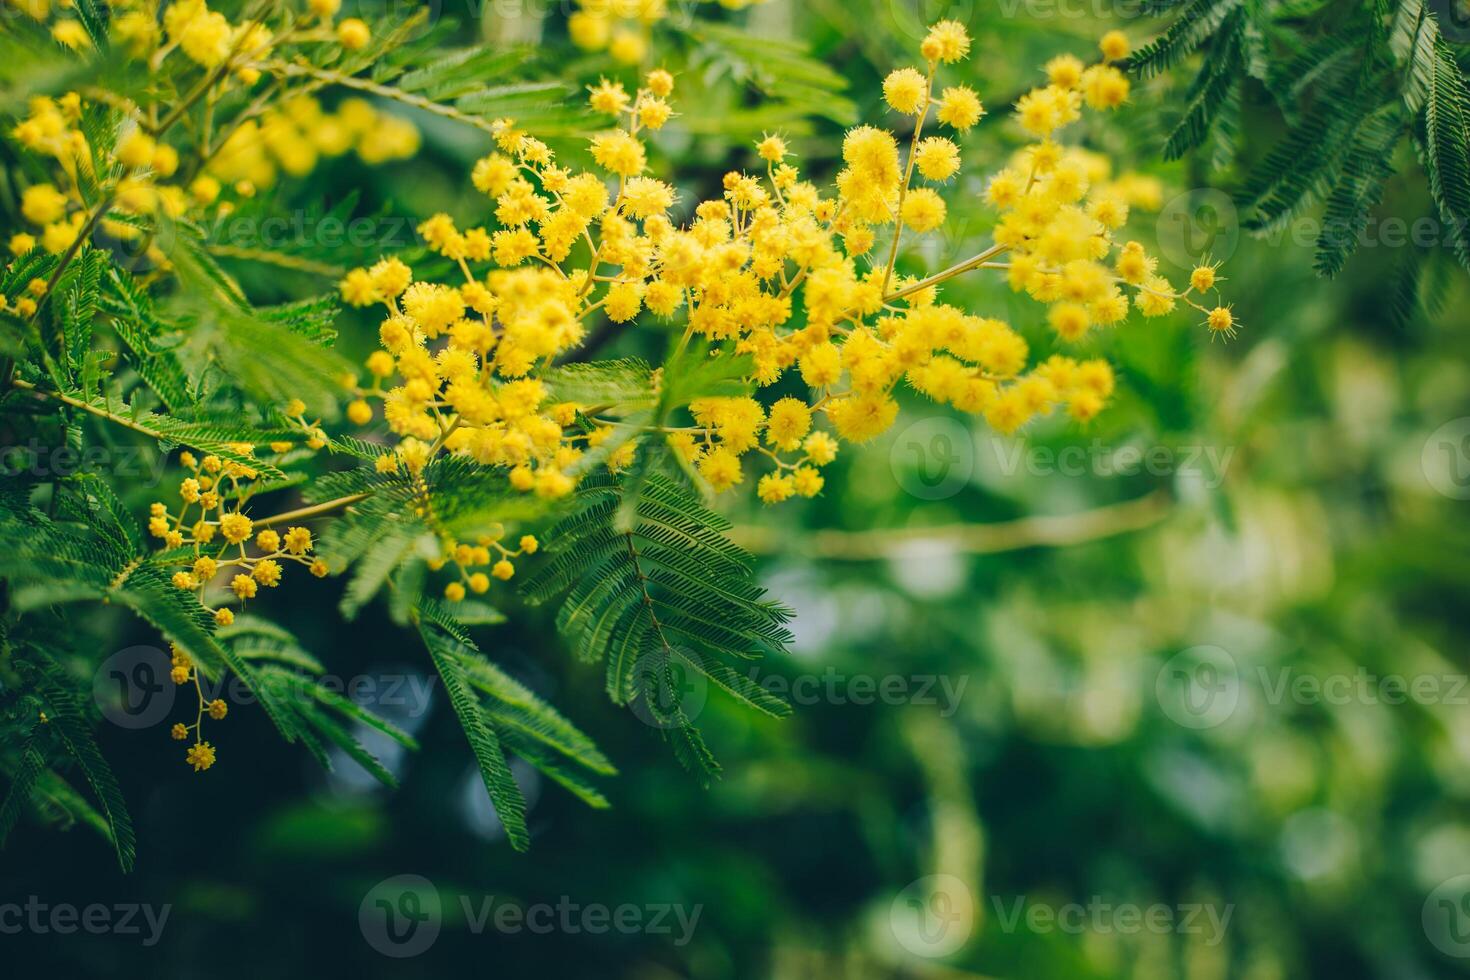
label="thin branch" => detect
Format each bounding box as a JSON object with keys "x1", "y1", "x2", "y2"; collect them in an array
[
  {"x1": 728, "y1": 490, "x2": 1172, "y2": 560},
  {"x1": 255, "y1": 494, "x2": 369, "y2": 528},
  {"x1": 884, "y1": 243, "x2": 1010, "y2": 303},
  {"x1": 257, "y1": 60, "x2": 500, "y2": 134},
  {"x1": 10, "y1": 378, "x2": 166, "y2": 440}
]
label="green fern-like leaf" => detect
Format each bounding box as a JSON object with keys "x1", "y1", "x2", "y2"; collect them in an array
[
  {"x1": 522, "y1": 470, "x2": 792, "y2": 782},
  {"x1": 1425, "y1": 39, "x2": 1470, "y2": 270}
]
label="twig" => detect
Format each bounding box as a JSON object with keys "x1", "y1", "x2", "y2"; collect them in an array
[
  {"x1": 254, "y1": 494, "x2": 369, "y2": 528},
  {"x1": 728, "y1": 490, "x2": 1172, "y2": 560}
]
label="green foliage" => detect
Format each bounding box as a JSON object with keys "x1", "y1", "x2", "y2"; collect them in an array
[
  {"x1": 1134, "y1": 0, "x2": 1470, "y2": 292},
  {"x1": 417, "y1": 598, "x2": 616, "y2": 852},
  {"x1": 522, "y1": 471, "x2": 793, "y2": 782}
]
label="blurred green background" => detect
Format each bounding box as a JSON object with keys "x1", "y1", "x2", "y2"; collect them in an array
[{"x1": 6, "y1": 1, "x2": 1470, "y2": 977}]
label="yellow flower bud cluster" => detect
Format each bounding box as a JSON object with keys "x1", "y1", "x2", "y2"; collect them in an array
[
  {"x1": 207, "y1": 96, "x2": 418, "y2": 191},
  {"x1": 568, "y1": 0, "x2": 772, "y2": 65},
  {"x1": 340, "y1": 23, "x2": 1231, "y2": 508},
  {"x1": 7, "y1": 1, "x2": 407, "y2": 263},
  {"x1": 165, "y1": 643, "x2": 225, "y2": 773},
  {"x1": 986, "y1": 34, "x2": 1236, "y2": 364},
  {"x1": 150, "y1": 448, "x2": 324, "y2": 626},
  {"x1": 433, "y1": 531, "x2": 540, "y2": 603}
]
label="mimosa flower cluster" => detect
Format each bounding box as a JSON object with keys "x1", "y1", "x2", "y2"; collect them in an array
[
  {"x1": 167, "y1": 643, "x2": 227, "y2": 772},
  {"x1": 149, "y1": 445, "x2": 325, "y2": 629},
  {"x1": 339, "y1": 22, "x2": 1234, "y2": 510},
  {"x1": 7, "y1": 0, "x2": 416, "y2": 264},
  {"x1": 568, "y1": 0, "x2": 773, "y2": 64}
]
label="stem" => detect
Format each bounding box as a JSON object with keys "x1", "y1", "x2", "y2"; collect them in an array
[
  {"x1": 254, "y1": 494, "x2": 369, "y2": 528},
  {"x1": 730, "y1": 489, "x2": 1173, "y2": 560},
  {"x1": 25, "y1": 197, "x2": 115, "y2": 329},
  {"x1": 258, "y1": 60, "x2": 501, "y2": 135},
  {"x1": 883, "y1": 242, "x2": 1010, "y2": 303},
  {"x1": 10, "y1": 378, "x2": 167, "y2": 440},
  {"x1": 881, "y1": 63, "x2": 936, "y2": 296}
]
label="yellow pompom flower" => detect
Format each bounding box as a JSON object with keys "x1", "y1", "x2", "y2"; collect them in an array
[
  {"x1": 1206, "y1": 305, "x2": 1236, "y2": 336},
  {"x1": 914, "y1": 137, "x2": 961, "y2": 182},
  {"x1": 219, "y1": 512, "x2": 253, "y2": 544},
  {"x1": 647, "y1": 68, "x2": 675, "y2": 98},
  {"x1": 186, "y1": 742, "x2": 217, "y2": 772},
  {"x1": 21, "y1": 184, "x2": 67, "y2": 225},
  {"x1": 337, "y1": 18, "x2": 371, "y2": 50},
  {"x1": 901, "y1": 188, "x2": 947, "y2": 232},
  {"x1": 284, "y1": 527, "x2": 313, "y2": 553},
  {"x1": 1190, "y1": 263, "x2": 1220, "y2": 292},
  {"x1": 936, "y1": 86, "x2": 984, "y2": 131},
  {"x1": 766, "y1": 398, "x2": 812, "y2": 451},
  {"x1": 590, "y1": 131, "x2": 647, "y2": 176},
  {"x1": 883, "y1": 68, "x2": 929, "y2": 115},
  {"x1": 51, "y1": 20, "x2": 92, "y2": 50},
  {"x1": 1100, "y1": 30, "x2": 1130, "y2": 63},
  {"x1": 922, "y1": 20, "x2": 971, "y2": 64},
  {"x1": 698, "y1": 447, "x2": 744, "y2": 492},
  {"x1": 231, "y1": 574, "x2": 258, "y2": 600},
  {"x1": 757, "y1": 473, "x2": 796, "y2": 504}
]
